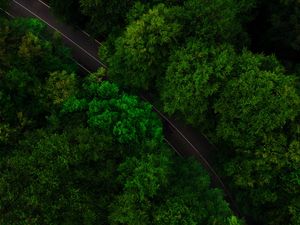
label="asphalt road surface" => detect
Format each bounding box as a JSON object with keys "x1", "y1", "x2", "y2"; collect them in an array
[{"x1": 5, "y1": 0, "x2": 245, "y2": 220}]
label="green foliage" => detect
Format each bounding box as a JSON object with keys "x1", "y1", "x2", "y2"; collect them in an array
[
  {"x1": 227, "y1": 216, "x2": 243, "y2": 225},
  {"x1": 62, "y1": 79, "x2": 163, "y2": 152},
  {"x1": 18, "y1": 32, "x2": 42, "y2": 59},
  {"x1": 161, "y1": 40, "x2": 236, "y2": 131},
  {"x1": 215, "y1": 51, "x2": 299, "y2": 148},
  {"x1": 0, "y1": 18, "x2": 76, "y2": 145},
  {"x1": 0, "y1": 67, "x2": 42, "y2": 128},
  {"x1": 5, "y1": 1, "x2": 300, "y2": 224},
  {"x1": 46, "y1": 70, "x2": 77, "y2": 106},
  {"x1": 0, "y1": 38, "x2": 239, "y2": 224},
  {"x1": 0, "y1": 18, "x2": 74, "y2": 74},
  {"x1": 107, "y1": 0, "x2": 253, "y2": 92},
  {"x1": 126, "y1": 0, "x2": 183, "y2": 24},
  {"x1": 160, "y1": 43, "x2": 300, "y2": 224},
  {"x1": 62, "y1": 0, "x2": 298, "y2": 224},
  {"x1": 7, "y1": 17, "x2": 46, "y2": 37},
  {"x1": 108, "y1": 4, "x2": 182, "y2": 90},
  {"x1": 78, "y1": 0, "x2": 136, "y2": 36},
  {"x1": 109, "y1": 151, "x2": 171, "y2": 225},
  {"x1": 109, "y1": 155, "x2": 240, "y2": 225},
  {"x1": 214, "y1": 51, "x2": 300, "y2": 224},
  {"x1": 179, "y1": 0, "x2": 251, "y2": 47},
  {"x1": 0, "y1": 120, "x2": 238, "y2": 225},
  {"x1": 0, "y1": 123, "x2": 16, "y2": 147},
  {"x1": 0, "y1": 127, "x2": 118, "y2": 225},
  {"x1": 77, "y1": 0, "x2": 181, "y2": 37}
]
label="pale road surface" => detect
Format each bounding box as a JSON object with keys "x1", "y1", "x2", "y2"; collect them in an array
[{"x1": 4, "y1": 0, "x2": 249, "y2": 222}]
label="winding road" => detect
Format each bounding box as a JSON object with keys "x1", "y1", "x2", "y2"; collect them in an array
[{"x1": 3, "y1": 0, "x2": 244, "y2": 220}]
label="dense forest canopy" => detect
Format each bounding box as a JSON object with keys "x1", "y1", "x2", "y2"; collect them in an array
[
  {"x1": 0, "y1": 14, "x2": 241, "y2": 225},
  {"x1": 48, "y1": 0, "x2": 299, "y2": 224},
  {"x1": 1, "y1": 0, "x2": 300, "y2": 224}
]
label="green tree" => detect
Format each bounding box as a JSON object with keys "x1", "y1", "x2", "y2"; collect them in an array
[
  {"x1": 62, "y1": 79, "x2": 163, "y2": 153},
  {"x1": 0, "y1": 122, "x2": 16, "y2": 148},
  {"x1": 0, "y1": 67, "x2": 42, "y2": 129},
  {"x1": 215, "y1": 51, "x2": 299, "y2": 149},
  {"x1": 178, "y1": 0, "x2": 253, "y2": 47},
  {"x1": 214, "y1": 51, "x2": 300, "y2": 224},
  {"x1": 78, "y1": 0, "x2": 136, "y2": 36},
  {"x1": 0, "y1": 18, "x2": 76, "y2": 142},
  {"x1": 106, "y1": 0, "x2": 254, "y2": 92},
  {"x1": 109, "y1": 151, "x2": 171, "y2": 225},
  {"x1": 109, "y1": 154, "x2": 242, "y2": 225},
  {"x1": 78, "y1": 0, "x2": 181, "y2": 37},
  {"x1": 161, "y1": 40, "x2": 236, "y2": 132},
  {"x1": 0, "y1": 127, "x2": 119, "y2": 225},
  {"x1": 107, "y1": 3, "x2": 182, "y2": 91},
  {"x1": 46, "y1": 70, "x2": 77, "y2": 106}
]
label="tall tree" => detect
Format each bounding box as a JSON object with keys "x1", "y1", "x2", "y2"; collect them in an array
[
  {"x1": 106, "y1": 0, "x2": 254, "y2": 92},
  {"x1": 161, "y1": 40, "x2": 236, "y2": 132},
  {"x1": 178, "y1": 0, "x2": 253, "y2": 47},
  {"x1": 109, "y1": 153, "x2": 243, "y2": 225},
  {"x1": 0, "y1": 18, "x2": 76, "y2": 147},
  {"x1": 0, "y1": 127, "x2": 119, "y2": 225},
  {"x1": 107, "y1": 3, "x2": 183, "y2": 91},
  {"x1": 215, "y1": 51, "x2": 299, "y2": 149},
  {"x1": 214, "y1": 50, "x2": 300, "y2": 224},
  {"x1": 45, "y1": 70, "x2": 77, "y2": 106},
  {"x1": 62, "y1": 78, "x2": 163, "y2": 153}
]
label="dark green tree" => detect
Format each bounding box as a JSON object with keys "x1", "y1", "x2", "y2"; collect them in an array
[
  {"x1": 178, "y1": 0, "x2": 254, "y2": 47},
  {"x1": 161, "y1": 40, "x2": 236, "y2": 132},
  {"x1": 0, "y1": 127, "x2": 119, "y2": 225},
  {"x1": 214, "y1": 50, "x2": 300, "y2": 224},
  {"x1": 109, "y1": 153, "x2": 243, "y2": 225},
  {"x1": 0, "y1": 18, "x2": 76, "y2": 147},
  {"x1": 45, "y1": 70, "x2": 77, "y2": 106},
  {"x1": 78, "y1": 0, "x2": 136, "y2": 37},
  {"x1": 106, "y1": 0, "x2": 254, "y2": 92},
  {"x1": 78, "y1": 0, "x2": 182, "y2": 37},
  {"x1": 107, "y1": 3, "x2": 182, "y2": 91}
]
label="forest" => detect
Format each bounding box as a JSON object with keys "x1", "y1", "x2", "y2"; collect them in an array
[{"x1": 0, "y1": 0, "x2": 300, "y2": 225}]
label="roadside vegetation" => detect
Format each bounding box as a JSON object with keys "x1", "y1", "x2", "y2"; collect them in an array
[
  {"x1": 0, "y1": 14, "x2": 242, "y2": 225},
  {"x1": 1, "y1": 0, "x2": 299, "y2": 224},
  {"x1": 48, "y1": 0, "x2": 300, "y2": 224}
]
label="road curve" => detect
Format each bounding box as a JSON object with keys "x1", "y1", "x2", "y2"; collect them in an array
[{"x1": 5, "y1": 0, "x2": 244, "y2": 220}]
